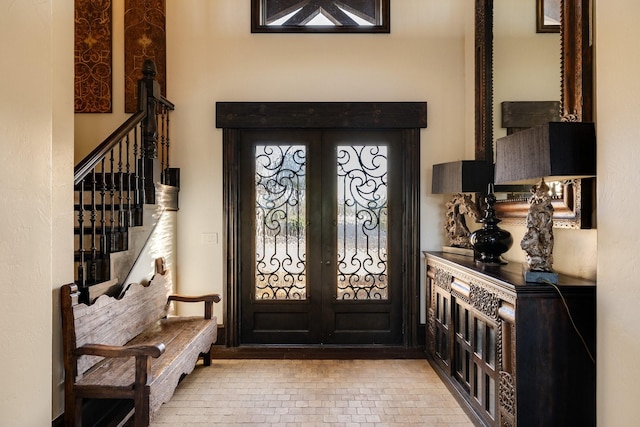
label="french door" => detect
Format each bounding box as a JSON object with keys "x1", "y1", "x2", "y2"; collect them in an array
[{"x1": 238, "y1": 129, "x2": 404, "y2": 344}]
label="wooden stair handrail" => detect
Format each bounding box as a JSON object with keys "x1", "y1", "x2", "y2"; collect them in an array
[
  {"x1": 74, "y1": 61, "x2": 175, "y2": 185},
  {"x1": 159, "y1": 95, "x2": 175, "y2": 111},
  {"x1": 74, "y1": 110, "x2": 146, "y2": 185},
  {"x1": 72, "y1": 59, "x2": 177, "y2": 292}
]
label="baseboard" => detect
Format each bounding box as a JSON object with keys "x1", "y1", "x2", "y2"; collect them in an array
[
  {"x1": 216, "y1": 324, "x2": 225, "y2": 345},
  {"x1": 211, "y1": 345, "x2": 426, "y2": 360},
  {"x1": 214, "y1": 324, "x2": 427, "y2": 348},
  {"x1": 52, "y1": 414, "x2": 64, "y2": 427}
]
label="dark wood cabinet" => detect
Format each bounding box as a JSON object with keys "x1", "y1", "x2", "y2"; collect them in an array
[{"x1": 424, "y1": 252, "x2": 596, "y2": 427}]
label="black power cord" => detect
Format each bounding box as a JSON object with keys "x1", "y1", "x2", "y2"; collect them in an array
[{"x1": 542, "y1": 279, "x2": 596, "y2": 365}]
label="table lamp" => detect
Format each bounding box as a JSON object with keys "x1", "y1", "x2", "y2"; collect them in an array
[
  {"x1": 494, "y1": 121, "x2": 596, "y2": 283},
  {"x1": 432, "y1": 160, "x2": 493, "y2": 255}
]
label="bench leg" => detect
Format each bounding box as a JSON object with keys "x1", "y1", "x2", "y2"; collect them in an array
[
  {"x1": 201, "y1": 346, "x2": 212, "y2": 367},
  {"x1": 74, "y1": 397, "x2": 83, "y2": 427},
  {"x1": 64, "y1": 398, "x2": 82, "y2": 427},
  {"x1": 63, "y1": 393, "x2": 82, "y2": 427},
  {"x1": 134, "y1": 385, "x2": 151, "y2": 427}
]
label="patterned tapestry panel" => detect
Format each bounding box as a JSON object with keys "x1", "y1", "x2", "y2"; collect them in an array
[
  {"x1": 75, "y1": 0, "x2": 112, "y2": 113},
  {"x1": 124, "y1": 0, "x2": 166, "y2": 113}
]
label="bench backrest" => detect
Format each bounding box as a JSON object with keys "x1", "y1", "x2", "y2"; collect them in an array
[{"x1": 61, "y1": 273, "x2": 172, "y2": 378}]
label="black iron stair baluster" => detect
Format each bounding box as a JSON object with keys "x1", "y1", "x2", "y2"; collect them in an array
[
  {"x1": 90, "y1": 169, "x2": 97, "y2": 284},
  {"x1": 160, "y1": 106, "x2": 166, "y2": 184},
  {"x1": 109, "y1": 148, "x2": 116, "y2": 252},
  {"x1": 77, "y1": 181, "x2": 86, "y2": 288},
  {"x1": 126, "y1": 134, "x2": 132, "y2": 233},
  {"x1": 117, "y1": 139, "x2": 124, "y2": 250},
  {"x1": 165, "y1": 106, "x2": 171, "y2": 185},
  {"x1": 72, "y1": 60, "x2": 175, "y2": 300}
]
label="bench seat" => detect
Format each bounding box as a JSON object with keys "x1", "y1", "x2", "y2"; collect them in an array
[
  {"x1": 61, "y1": 269, "x2": 220, "y2": 426},
  {"x1": 76, "y1": 316, "x2": 217, "y2": 415}
]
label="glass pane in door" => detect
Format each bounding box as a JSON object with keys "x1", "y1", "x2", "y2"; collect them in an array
[
  {"x1": 336, "y1": 145, "x2": 388, "y2": 300},
  {"x1": 255, "y1": 145, "x2": 307, "y2": 300}
]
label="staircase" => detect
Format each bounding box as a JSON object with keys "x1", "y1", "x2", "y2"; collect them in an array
[{"x1": 74, "y1": 60, "x2": 178, "y2": 304}]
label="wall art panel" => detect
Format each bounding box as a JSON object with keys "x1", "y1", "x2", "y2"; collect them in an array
[
  {"x1": 124, "y1": 0, "x2": 166, "y2": 113},
  {"x1": 75, "y1": 0, "x2": 112, "y2": 113}
]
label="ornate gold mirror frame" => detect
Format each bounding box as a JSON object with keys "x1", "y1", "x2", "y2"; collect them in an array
[{"x1": 475, "y1": 0, "x2": 594, "y2": 229}]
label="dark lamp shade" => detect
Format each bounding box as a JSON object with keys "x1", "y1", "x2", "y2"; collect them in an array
[
  {"x1": 431, "y1": 160, "x2": 493, "y2": 194},
  {"x1": 494, "y1": 122, "x2": 596, "y2": 185}
]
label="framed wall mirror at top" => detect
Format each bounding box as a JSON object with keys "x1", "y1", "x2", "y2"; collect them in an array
[
  {"x1": 475, "y1": 0, "x2": 594, "y2": 229},
  {"x1": 251, "y1": 0, "x2": 390, "y2": 33}
]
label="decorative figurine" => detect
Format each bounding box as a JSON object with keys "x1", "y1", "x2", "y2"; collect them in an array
[
  {"x1": 444, "y1": 193, "x2": 481, "y2": 249},
  {"x1": 521, "y1": 179, "x2": 558, "y2": 283}
]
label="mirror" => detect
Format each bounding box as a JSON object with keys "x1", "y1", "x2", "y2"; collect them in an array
[
  {"x1": 493, "y1": 0, "x2": 560, "y2": 143},
  {"x1": 475, "y1": 0, "x2": 594, "y2": 228}
]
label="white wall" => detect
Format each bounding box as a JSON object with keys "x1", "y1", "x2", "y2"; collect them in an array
[
  {"x1": 121, "y1": 209, "x2": 178, "y2": 290},
  {"x1": 5, "y1": 0, "x2": 634, "y2": 424},
  {"x1": 74, "y1": 1, "x2": 597, "y2": 301},
  {"x1": 0, "y1": 0, "x2": 74, "y2": 424},
  {"x1": 596, "y1": 1, "x2": 640, "y2": 425},
  {"x1": 72, "y1": 0, "x2": 468, "y2": 307},
  {"x1": 167, "y1": 0, "x2": 468, "y2": 313},
  {"x1": 51, "y1": 0, "x2": 76, "y2": 419}
]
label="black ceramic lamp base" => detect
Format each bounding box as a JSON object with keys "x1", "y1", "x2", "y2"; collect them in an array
[
  {"x1": 475, "y1": 252, "x2": 508, "y2": 266},
  {"x1": 470, "y1": 191, "x2": 513, "y2": 266}
]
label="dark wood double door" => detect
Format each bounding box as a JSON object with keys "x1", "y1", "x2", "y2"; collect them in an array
[{"x1": 238, "y1": 129, "x2": 405, "y2": 345}]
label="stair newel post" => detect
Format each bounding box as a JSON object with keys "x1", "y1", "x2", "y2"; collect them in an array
[{"x1": 140, "y1": 59, "x2": 161, "y2": 206}]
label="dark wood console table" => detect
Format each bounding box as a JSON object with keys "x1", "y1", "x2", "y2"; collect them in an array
[{"x1": 424, "y1": 252, "x2": 595, "y2": 427}]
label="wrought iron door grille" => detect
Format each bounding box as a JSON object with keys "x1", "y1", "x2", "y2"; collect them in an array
[
  {"x1": 336, "y1": 145, "x2": 388, "y2": 300},
  {"x1": 255, "y1": 145, "x2": 307, "y2": 300}
]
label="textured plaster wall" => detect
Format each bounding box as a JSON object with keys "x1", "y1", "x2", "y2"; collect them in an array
[
  {"x1": 74, "y1": 1, "x2": 597, "y2": 312},
  {"x1": 6, "y1": 1, "x2": 635, "y2": 424},
  {"x1": 75, "y1": 0, "x2": 470, "y2": 316},
  {"x1": 122, "y1": 210, "x2": 178, "y2": 290},
  {"x1": 68, "y1": 1, "x2": 640, "y2": 424},
  {"x1": 0, "y1": 0, "x2": 74, "y2": 424},
  {"x1": 51, "y1": 0, "x2": 76, "y2": 419},
  {"x1": 0, "y1": 1, "x2": 53, "y2": 424},
  {"x1": 166, "y1": 0, "x2": 469, "y2": 315},
  {"x1": 596, "y1": 0, "x2": 640, "y2": 425}
]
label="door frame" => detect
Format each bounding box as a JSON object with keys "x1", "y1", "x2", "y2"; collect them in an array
[{"x1": 217, "y1": 102, "x2": 427, "y2": 347}]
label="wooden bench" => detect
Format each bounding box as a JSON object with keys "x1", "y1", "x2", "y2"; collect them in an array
[{"x1": 60, "y1": 270, "x2": 221, "y2": 427}]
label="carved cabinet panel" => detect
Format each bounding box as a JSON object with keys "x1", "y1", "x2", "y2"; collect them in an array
[{"x1": 424, "y1": 252, "x2": 595, "y2": 427}]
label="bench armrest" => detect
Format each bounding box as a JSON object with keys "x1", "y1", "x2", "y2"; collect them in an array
[
  {"x1": 75, "y1": 343, "x2": 166, "y2": 359},
  {"x1": 168, "y1": 294, "x2": 221, "y2": 319},
  {"x1": 75, "y1": 343, "x2": 166, "y2": 389}
]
